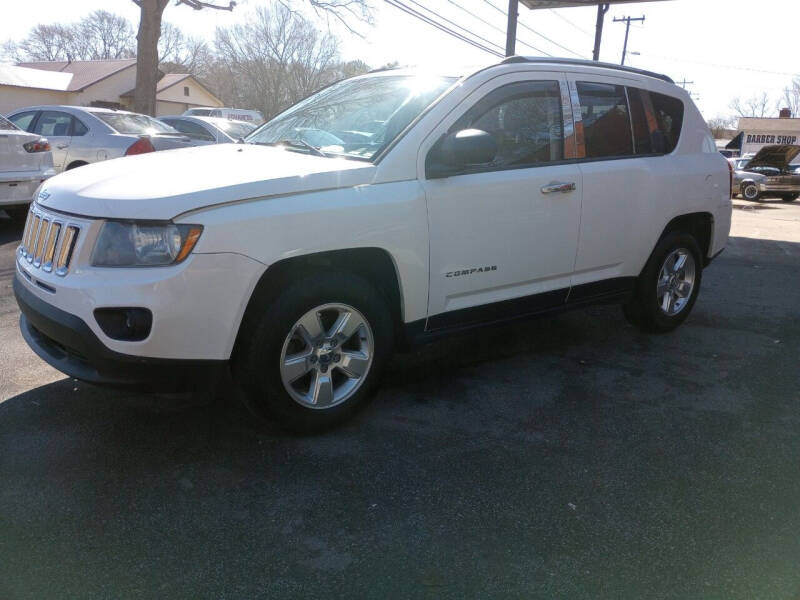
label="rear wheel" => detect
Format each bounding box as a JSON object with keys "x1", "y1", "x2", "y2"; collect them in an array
[
  {"x1": 623, "y1": 231, "x2": 703, "y2": 333},
  {"x1": 235, "y1": 271, "x2": 393, "y2": 433},
  {"x1": 780, "y1": 193, "x2": 799, "y2": 202},
  {"x1": 741, "y1": 182, "x2": 760, "y2": 202}
]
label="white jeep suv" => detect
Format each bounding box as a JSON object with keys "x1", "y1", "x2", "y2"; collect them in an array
[{"x1": 14, "y1": 58, "x2": 732, "y2": 431}]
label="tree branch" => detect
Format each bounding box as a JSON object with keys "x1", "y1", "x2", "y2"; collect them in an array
[{"x1": 176, "y1": 0, "x2": 236, "y2": 10}]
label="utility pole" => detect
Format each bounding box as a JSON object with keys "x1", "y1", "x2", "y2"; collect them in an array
[
  {"x1": 506, "y1": 0, "x2": 519, "y2": 57},
  {"x1": 592, "y1": 3, "x2": 610, "y2": 61},
  {"x1": 676, "y1": 78, "x2": 694, "y2": 89},
  {"x1": 614, "y1": 15, "x2": 645, "y2": 66}
]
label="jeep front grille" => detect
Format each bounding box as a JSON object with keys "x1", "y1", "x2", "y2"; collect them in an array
[{"x1": 19, "y1": 206, "x2": 80, "y2": 276}]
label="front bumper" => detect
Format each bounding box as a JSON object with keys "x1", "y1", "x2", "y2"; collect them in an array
[{"x1": 14, "y1": 275, "x2": 227, "y2": 391}]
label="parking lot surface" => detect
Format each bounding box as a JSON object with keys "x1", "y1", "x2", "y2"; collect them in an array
[{"x1": 1, "y1": 200, "x2": 800, "y2": 599}]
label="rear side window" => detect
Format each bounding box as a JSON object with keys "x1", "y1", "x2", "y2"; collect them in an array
[
  {"x1": 457, "y1": 80, "x2": 565, "y2": 169},
  {"x1": 649, "y1": 92, "x2": 684, "y2": 154},
  {"x1": 10, "y1": 111, "x2": 38, "y2": 132},
  {"x1": 33, "y1": 111, "x2": 73, "y2": 137},
  {"x1": 0, "y1": 115, "x2": 18, "y2": 130},
  {"x1": 576, "y1": 82, "x2": 633, "y2": 159}
]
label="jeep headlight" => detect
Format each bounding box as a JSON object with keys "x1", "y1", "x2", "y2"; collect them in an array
[{"x1": 91, "y1": 221, "x2": 203, "y2": 267}]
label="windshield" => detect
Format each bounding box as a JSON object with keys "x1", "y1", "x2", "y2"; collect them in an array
[
  {"x1": 217, "y1": 120, "x2": 256, "y2": 139},
  {"x1": 246, "y1": 74, "x2": 457, "y2": 161},
  {"x1": 95, "y1": 112, "x2": 179, "y2": 135}
]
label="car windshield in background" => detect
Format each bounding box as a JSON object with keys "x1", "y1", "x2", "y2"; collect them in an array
[
  {"x1": 0, "y1": 115, "x2": 19, "y2": 130},
  {"x1": 94, "y1": 113, "x2": 179, "y2": 135},
  {"x1": 246, "y1": 75, "x2": 457, "y2": 161},
  {"x1": 218, "y1": 120, "x2": 256, "y2": 139}
]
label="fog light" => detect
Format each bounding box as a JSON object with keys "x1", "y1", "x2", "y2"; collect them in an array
[{"x1": 94, "y1": 308, "x2": 152, "y2": 341}]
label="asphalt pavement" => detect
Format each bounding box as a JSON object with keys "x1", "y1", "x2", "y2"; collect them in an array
[{"x1": 1, "y1": 200, "x2": 800, "y2": 599}]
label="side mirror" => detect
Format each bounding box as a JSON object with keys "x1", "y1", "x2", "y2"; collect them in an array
[{"x1": 427, "y1": 129, "x2": 497, "y2": 178}]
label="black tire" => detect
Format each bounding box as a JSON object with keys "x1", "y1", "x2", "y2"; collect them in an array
[
  {"x1": 623, "y1": 231, "x2": 703, "y2": 334},
  {"x1": 66, "y1": 161, "x2": 88, "y2": 171},
  {"x1": 235, "y1": 271, "x2": 393, "y2": 433},
  {"x1": 780, "y1": 193, "x2": 799, "y2": 202},
  {"x1": 4, "y1": 205, "x2": 30, "y2": 221},
  {"x1": 741, "y1": 182, "x2": 760, "y2": 202}
]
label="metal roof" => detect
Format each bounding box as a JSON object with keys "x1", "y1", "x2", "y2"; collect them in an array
[
  {"x1": 520, "y1": 0, "x2": 669, "y2": 9},
  {"x1": 17, "y1": 59, "x2": 136, "y2": 92},
  {"x1": 0, "y1": 64, "x2": 73, "y2": 91}
]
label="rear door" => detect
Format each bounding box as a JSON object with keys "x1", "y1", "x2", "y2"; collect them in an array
[{"x1": 32, "y1": 110, "x2": 73, "y2": 170}]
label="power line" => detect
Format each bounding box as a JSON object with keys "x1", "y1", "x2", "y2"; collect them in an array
[
  {"x1": 443, "y1": 0, "x2": 551, "y2": 56},
  {"x1": 478, "y1": 0, "x2": 586, "y2": 58},
  {"x1": 635, "y1": 52, "x2": 800, "y2": 78},
  {"x1": 383, "y1": 0, "x2": 503, "y2": 57},
  {"x1": 548, "y1": 8, "x2": 592, "y2": 37},
  {"x1": 403, "y1": 0, "x2": 506, "y2": 54}
]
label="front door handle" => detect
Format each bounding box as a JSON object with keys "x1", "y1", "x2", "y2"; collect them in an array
[{"x1": 541, "y1": 182, "x2": 576, "y2": 194}]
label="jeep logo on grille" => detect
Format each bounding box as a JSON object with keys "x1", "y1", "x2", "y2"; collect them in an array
[{"x1": 38, "y1": 189, "x2": 50, "y2": 201}]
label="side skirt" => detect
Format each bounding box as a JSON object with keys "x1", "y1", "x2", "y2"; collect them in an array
[{"x1": 400, "y1": 277, "x2": 636, "y2": 348}]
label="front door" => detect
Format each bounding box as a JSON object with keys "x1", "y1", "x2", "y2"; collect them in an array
[{"x1": 422, "y1": 73, "x2": 581, "y2": 330}]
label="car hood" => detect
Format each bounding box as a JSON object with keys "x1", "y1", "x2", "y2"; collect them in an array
[
  {"x1": 35, "y1": 143, "x2": 377, "y2": 220},
  {"x1": 746, "y1": 144, "x2": 800, "y2": 170}
]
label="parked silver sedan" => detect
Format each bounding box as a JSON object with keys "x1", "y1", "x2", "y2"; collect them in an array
[
  {"x1": 158, "y1": 116, "x2": 257, "y2": 145},
  {"x1": 5, "y1": 105, "x2": 196, "y2": 172}
]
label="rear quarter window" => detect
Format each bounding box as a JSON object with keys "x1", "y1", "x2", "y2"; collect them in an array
[
  {"x1": 649, "y1": 92, "x2": 684, "y2": 154},
  {"x1": 0, "y1": 115, "x2": 18, "y2": 130}
]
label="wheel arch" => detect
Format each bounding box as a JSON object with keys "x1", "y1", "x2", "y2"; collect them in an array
[
  {"x1": 659, "y1": 211, "x2": 714, "y2": 263},
  {"x1": 232, "y1": 247, "x2": 405, "y2": 360},
  {"x1": 65, "y1": 160, "x2": 88, "y2": 171}
]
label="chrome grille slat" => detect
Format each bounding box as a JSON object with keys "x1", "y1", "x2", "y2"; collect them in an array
[{"x1": 17, "y1": 205, "x2": 81, "y2": 277}]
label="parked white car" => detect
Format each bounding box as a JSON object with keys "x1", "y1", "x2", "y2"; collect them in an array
[
  {"x1": 157, "y1": 115, "x2": 257, "y2": 144},
  {"x1": 6, "y1": 106, "x2": 196, "y2": 173},
  {"x1": 182, "y1": 107, "x2": 264, "y2": 124},
  {"x1": 14, "y1": 58, "x2": 731, "y2": 431},
  {"x1": 0, "y1": 115, "x2": 55, "y2": 220}
]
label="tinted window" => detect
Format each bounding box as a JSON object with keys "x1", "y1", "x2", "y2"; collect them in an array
[
  {"x1": 72, "y1": 117, "x2": 88, "y2": 136},
  {"x1": 10, "y1": 111, "x2": 38, "y2": 132},
  {"x1": 0, "y1": 115, "x2": 18, "y2": 130},
  {"x1": 34, "y1": 111, "x2": 72, "y2": 137},
  {"x1": 650, "y1": 92, "x2": 684, "y2": 154},
  {"x1": 164, "y1": 119, "x2": 215, "y2": 141},
  {"x1": 458, "y1": 80, "x2": 564, "y2": 168},
  {"x1": 576, "y1": 82, "x2": 633, "y2": 158},
  {"x1": 628, "y1": 88, "x2": 654, "y2": 155}
]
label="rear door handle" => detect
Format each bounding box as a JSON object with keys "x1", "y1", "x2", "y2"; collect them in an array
[{"x1": 541, "y1": 182, "x2": 576, "y2": 194}]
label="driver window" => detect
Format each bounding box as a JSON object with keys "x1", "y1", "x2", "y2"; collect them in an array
[{"x1": 456, "y1": 80, "x2": 564, "y2": 170}]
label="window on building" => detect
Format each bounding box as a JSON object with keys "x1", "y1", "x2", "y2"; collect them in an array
[
  {"x1": 576, "y1": 82, "x2": 633, "y2": 159},
  {"x1": 184, "y1": 86, "x2": 190, "y2": 97}
]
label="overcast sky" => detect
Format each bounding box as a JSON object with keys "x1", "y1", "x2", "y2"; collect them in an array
[{"x1": 2, "y1": 0, "x2": 797, "y2": 120}]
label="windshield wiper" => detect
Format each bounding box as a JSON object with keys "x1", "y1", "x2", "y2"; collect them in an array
[{"x1": 261, "y1": 139, "x2": 329, "y2": 158}]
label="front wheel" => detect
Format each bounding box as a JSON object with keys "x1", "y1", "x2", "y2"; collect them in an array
[
  {"x1": 623, "y1": 231, "x2": 703, "y2": 333},
  {"x1": 741, "y1": 182, "x2": 761, "y2": 202},
  {"x1": 235, "y1": 271, "x2": 393, "y2": 433}
]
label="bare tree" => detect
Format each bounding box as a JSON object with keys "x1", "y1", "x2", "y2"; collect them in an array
[
  {"x1": 729, "y1": 93, "x2": 773, "y2": 118},
  {"x1": 781, "y1": 77, "x2": 800, "y2": 118},
  {"x1": 131, "y1": 0, "x2": 238, "y2": 116},
  {"x1": 213, "y1": 4, "x2": 341, "y2": 119},
  {"x1": 3, "y1": 12, "x2": 135, "y2": 62},
  {"x1": 707, "y1": 116, "x2": 736, "y2": 139}
]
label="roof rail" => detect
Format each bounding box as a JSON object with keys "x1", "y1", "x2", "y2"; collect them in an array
[{"x1": 501, "y1": 56, "x2": 674, "y2": 84}]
